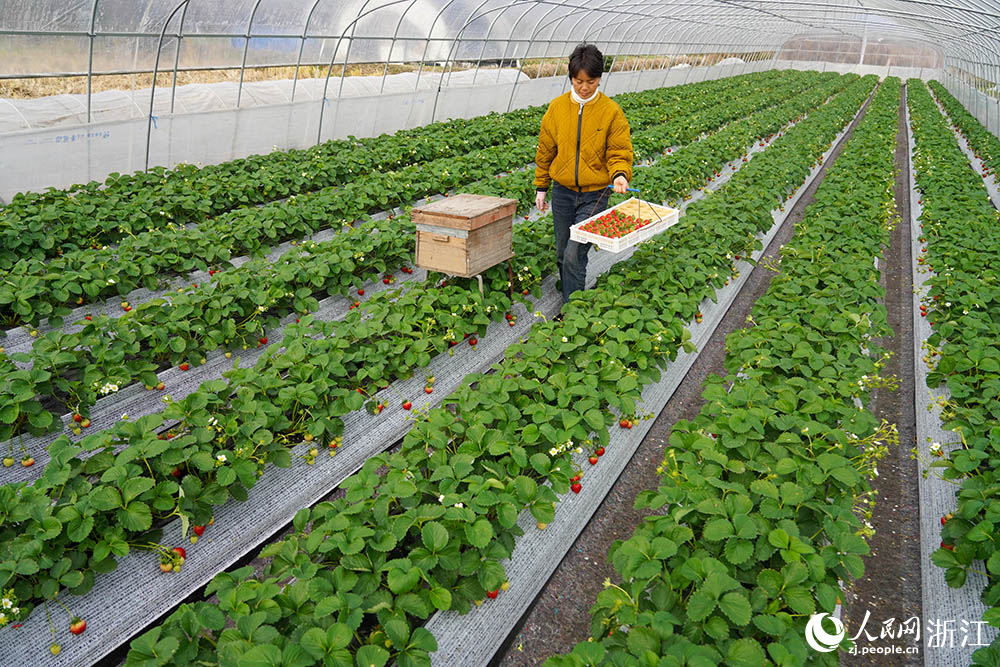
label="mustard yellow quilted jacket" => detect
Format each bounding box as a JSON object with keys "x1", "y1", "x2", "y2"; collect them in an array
[{"x1": 533, "y1": 91, "x2": 633, "y2": 193}]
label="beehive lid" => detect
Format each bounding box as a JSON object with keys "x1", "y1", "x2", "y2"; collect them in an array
[{"x1": 411, "y1": 193, "x2": 518, "y2": 231}]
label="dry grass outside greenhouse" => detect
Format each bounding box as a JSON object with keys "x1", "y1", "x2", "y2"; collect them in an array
[{"x1": 0, "y1": 52, "x2": 774, "y2": 100}]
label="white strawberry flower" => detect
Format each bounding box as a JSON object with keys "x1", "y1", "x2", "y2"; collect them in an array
[
  {"x1": 257, "y1": 305, "x2": 266, "y2": 313},
  {"x1": 549, "y1": 448, "x2": 558, "y2": 456},
  {"x1": 0, "y1": 613, "x2": 6, "y2": 624},
  {"x1": 561, "y1": 336, "x2": 568, "y2": 343},
  {"x1": 1, "y1": 599, "x2": 10, "y2": 609},
  {"x1": 121, "y1": 413, "x2": 128, "y2": 420},
  {"x1": 216, "y1": 453, "x2": 227, "y2": 463},
  {"x1": 107, "y1": 278, "x2": 116, "y2": 285},
  {"x1": 10, "y1": 608, "x2": 16, "y2": 615},
  {"x1": 454, "y1": 502, "x2": 463, "y2": 508},
  {"x1": 438, "y1": 494, "x2": 445, "y2": 503}
]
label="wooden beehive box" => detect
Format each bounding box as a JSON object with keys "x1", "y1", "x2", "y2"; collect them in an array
[{"x1": 412, "y1": 193, "x2": 517, "y2": 278}]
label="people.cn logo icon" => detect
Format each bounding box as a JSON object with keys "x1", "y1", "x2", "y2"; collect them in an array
[{"x1": 805, "y1": 613, "x2": 846, "y2": 653}]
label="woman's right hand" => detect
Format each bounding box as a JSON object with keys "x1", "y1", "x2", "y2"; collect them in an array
[{"x1": 535, "y1": 191, "x2": 548, "y2": 212}]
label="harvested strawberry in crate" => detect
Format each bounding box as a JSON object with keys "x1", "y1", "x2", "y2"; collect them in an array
[{"x1": 570, "y1": 196, "x2": 679, "y2": 253}]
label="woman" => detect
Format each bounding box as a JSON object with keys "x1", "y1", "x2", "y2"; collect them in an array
[{"x1": 534, "y1": 43, "x2": 633, "y2": 303}]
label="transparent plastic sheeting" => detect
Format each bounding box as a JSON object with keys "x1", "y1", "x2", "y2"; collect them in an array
[
  {"x1": 0, "y1": 69, "x2": 529, "y2": 133},
  {"x1": 0, "y1": 60, "x2": 774, "y2": 204}
]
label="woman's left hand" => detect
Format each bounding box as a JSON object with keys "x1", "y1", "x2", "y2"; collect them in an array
[{"x1": 612, "y1": 175, "x2": 629, "y2": 194}]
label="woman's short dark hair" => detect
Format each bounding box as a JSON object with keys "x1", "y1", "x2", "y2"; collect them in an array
[{"x1": 568, "y1": 44, "x2": 604, "y2": 79}]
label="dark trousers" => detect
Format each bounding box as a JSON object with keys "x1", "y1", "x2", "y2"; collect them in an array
[{"x1": 551, "y1": 182, "x2": 611, "y2": 302}]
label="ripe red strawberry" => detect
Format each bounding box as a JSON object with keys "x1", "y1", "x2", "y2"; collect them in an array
[
  {"x1": 449, "y1": 340, "x2": 457, "y2": 346},
  {"x1": 941, "y1": 542, "x2": 954, "y2": 551},
  {"x1": 595, "y1": 447, "x2": 605, "y2": 456},
  {"x1": 259, "y1": 336, "x2": 268, "y2": 345},
  {"x1": 172, "y1": 547, "x2": 186, "y2": 560},
  {"x1": 588, "y1": 456, "x2": 598, "y2": 465},
  {"x1": 425, "y1": 386, "x2": 433, "y2": 394},
  {"x1": 486, "y1": 589, "x2": 499, "y2": 599},
  {"x1": 571, "y1": 482, "x2": 582, "y2": 494},
  {"x1": 69, "y1": 618, "x2": 86, "y2": 635},
  {"x1": 570, "y1": 474, "x2": 580, "y2": 482},
  {"x1": 123, "y1": 306, "x2": 132, "y2": 312},
  {"x1": 73, "y1": 413, "x2": 83, "y2": 423},
  {"x1": 157, "y1": 381, "x2": 165, "y2": 390},
  {"x1": 84, "y1": 315, "x2": 92, "y2": 321},
  {"x1": 357, "y1": 388, "x2": 365, "y2": 394},
  {"x1": 403, "y1": 401, "x2": 412, "y2": 410},
  {"x1": 383, "y1": 277, "x2": 391, "y2": 285},
  {"x1": 522, "y1": 289, "x2": 529, "y2": 295},
  {"x1": 358, "y1": 289, "x2": 364, "y2": 296},
  {"x1": 193, "y1": 525, "x2": 205, "y2": 536},
  {"x1": 21, "y1": 456, "x2": 34, "y2": 467},
  {"x1": 179, "y1": 362, "x2": 190, "y2": 371},
  {"x1": 505, "y1": 313, "x2": 513, "y2": 321},
  {"x1": 469, "y1": 337, "x2": 477, "y2": 346},
  {"x1": 171, "y1": 466, "x2": 181, "y2": 477}
]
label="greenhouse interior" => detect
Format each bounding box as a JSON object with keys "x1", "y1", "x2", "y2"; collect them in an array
[{"x1": 2, "y1": 0, "x2": 1000, "y2": 665}]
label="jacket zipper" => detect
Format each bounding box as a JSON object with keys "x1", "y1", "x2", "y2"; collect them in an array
[{"x1": 574, "y1": 102, "x2": 583, "y2": 191}]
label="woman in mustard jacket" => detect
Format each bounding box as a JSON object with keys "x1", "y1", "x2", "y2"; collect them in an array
[{"x1": 534, "y1": 43, "x2": 633, "y2": 302}]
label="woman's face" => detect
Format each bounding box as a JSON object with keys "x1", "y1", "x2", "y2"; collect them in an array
[{"x1": 570, "y1": 70, "x2": 600, "y2": 99}]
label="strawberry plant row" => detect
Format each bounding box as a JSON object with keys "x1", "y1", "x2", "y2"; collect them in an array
[
  {"x1": 0, "y1": 107, "x2": 548, "y2": 271},
  {"x1": 0, "y1": 74, "x2": 838, "y2": 448},
  {"x1": 928, "y1": 80, "x2": 1000, "y2": 184},
  {"x1": 546, "y1": 76, "x2": 900, "y2": 667},
  {"x1": 109, "y1": 76, "x2": 878, "y2": 667},
  {"x1": 906, "y1": 79, "x2": 1000, "y2": 660},
  {"x1": 0, "y1": 74, "x2": 854, "y2": 644},
  {"x1": 0, "y1": 70, "x2": 788, "y2": 278}
]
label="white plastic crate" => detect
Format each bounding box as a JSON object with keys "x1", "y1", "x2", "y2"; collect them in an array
[{"x1": 569, "y1": 197, "x2": 680, "y2": 253}]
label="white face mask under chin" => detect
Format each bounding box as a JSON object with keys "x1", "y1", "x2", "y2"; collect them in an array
[{"x1": 571, "y1": 88, "x2": 598, "y2": 104}]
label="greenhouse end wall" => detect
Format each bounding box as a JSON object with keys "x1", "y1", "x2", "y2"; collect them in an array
[{"x1": 0, "y1": 62, "x2": 944, "y2": 203}]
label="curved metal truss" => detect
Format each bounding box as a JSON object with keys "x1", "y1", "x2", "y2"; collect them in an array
[{"x1": 1, "y1": 0, "x2": 996, "y2": 145}]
